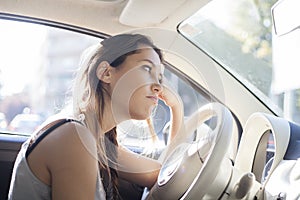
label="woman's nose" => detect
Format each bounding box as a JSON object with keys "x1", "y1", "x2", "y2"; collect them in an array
[{"x1": 151, "y1": 83, "x2": 162, "y2": 93}]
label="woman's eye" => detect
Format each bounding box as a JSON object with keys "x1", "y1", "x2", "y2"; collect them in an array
[{"x1": 143, "y1": 65, "x2": 152, "y2": 72}]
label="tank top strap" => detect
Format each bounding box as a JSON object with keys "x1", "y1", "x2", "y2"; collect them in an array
[{"x1": 25, "y1": 118, "x2": 83, "y2": 158}]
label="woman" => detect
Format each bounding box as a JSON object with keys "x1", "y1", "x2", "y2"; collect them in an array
[{"x1": 8, "y1": 33, "x2": 183, "y2": 199}]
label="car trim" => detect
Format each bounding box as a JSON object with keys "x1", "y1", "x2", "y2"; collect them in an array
[{"x1": 0, "y1": 12, "x2": 110, "y2": 39}]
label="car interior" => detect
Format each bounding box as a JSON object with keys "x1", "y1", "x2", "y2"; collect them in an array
[{"x1": 0, "y1": 0, "x2": 300, "y2": 199}]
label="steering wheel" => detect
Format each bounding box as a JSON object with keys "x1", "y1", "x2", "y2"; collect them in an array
[{"x1": 143, "y1": 102, "x2": 234, "y2": 200}]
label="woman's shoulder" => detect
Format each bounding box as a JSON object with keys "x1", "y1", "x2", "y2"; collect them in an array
[
  {"x1": 31, "y1": 118, "x2": 98, "y2": 167},
  {"x1": 26, "y1": 118, "x2": 100, "y2": 199},
  {"x1": 42, "y1": 118, "x2": 97, "y2": 155}
]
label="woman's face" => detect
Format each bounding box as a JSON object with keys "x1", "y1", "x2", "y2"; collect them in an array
[{"x1": 109, "y1": 45, "x2": 163, "y2": 122}]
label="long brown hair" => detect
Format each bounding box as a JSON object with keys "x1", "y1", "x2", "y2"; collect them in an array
[{"x1": 73, "y1": 33, "x2": 163, "y2": 199}]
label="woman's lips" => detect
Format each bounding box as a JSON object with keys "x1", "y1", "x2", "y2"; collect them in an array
[{"x1": 146, "y1": 95, "x2": 158, "y2": 104}]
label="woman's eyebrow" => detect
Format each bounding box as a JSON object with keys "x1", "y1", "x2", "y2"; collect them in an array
[{"x1": 140, "y1": 59, "x2": 158, "y2": 67}]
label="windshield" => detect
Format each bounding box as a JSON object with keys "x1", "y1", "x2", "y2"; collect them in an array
[{"x1": 179, "y1": 0, "x2": 300, "y2": 124}]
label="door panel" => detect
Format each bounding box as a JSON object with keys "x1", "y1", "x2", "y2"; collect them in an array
[{"x1": 0, "y1": 134, "x2": 27, "y2": 200}]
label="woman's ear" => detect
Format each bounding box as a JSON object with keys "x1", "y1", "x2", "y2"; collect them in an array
[{"x1": 96, "y1": 61, "x2": 112, "y2": 83}]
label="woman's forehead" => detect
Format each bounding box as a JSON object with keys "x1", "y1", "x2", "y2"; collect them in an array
[{"x1": 129, "y1": 47, "x2": 161, "y2": 66}]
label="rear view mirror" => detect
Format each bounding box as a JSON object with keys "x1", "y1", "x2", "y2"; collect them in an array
[{"x1": 272, "y1": 0, "x2": 300, "y2": 36}]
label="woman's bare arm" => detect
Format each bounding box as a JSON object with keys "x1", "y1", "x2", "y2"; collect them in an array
[
  {"x1": 159, "y1": 83, "x2": 184, "y2": 143},
  {"x1": 117, "y1": 145, "x2": 161, "y2": 188},
  {"x1": 117, "y1": 81, "x2": 184, "y2": 188}
]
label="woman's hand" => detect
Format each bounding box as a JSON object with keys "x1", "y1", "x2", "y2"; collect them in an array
[
  {"x1": 158, "y1": 83, "x2": 182, "y2": 109},
  {"x1": 157, "y1": 80, "x2": 184, "y2": 144}
]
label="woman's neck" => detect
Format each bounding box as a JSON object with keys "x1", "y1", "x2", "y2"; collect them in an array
[{"x1": 101, "y1": 107, "x2": 117, "y2": 134}]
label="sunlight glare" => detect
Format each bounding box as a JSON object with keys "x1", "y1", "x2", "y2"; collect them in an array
[{"x1": 0, "y1": 20, "x2": 47, "y2": 96}]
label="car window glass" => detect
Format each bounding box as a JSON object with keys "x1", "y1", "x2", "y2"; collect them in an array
[
  {"x1": 0, "y1": 19, "x2": 99, "y2": 134},
  {"x1": 0, "y1": 19, "x2": 211, "y2": 157}
]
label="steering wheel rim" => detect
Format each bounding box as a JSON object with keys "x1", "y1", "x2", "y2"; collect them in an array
[{"x1": 144, "y1": 102, "x2": 234, "y2": 200}]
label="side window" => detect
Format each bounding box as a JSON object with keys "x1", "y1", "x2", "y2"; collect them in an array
[
  {"x1": 0, "y1": 19, "x2": 99, "y2": 134},
  {"x1": 0, "y1": 18, "x2": 212, "y2": 157}
]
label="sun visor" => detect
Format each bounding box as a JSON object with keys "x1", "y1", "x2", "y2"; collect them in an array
[{"x1": 119, "y1": 0, "x2": 186, "y2": 27}]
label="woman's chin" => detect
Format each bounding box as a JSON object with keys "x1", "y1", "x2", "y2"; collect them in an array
[
  {"x1": 129, "y1": 106, "x2": 155, "y2": 120},
  {"x1": 129, "y1": 111, "x2": 151, "y2": 120},
  {"x1": 131, "y1": 115, "x2": 149, "y2": 121}
]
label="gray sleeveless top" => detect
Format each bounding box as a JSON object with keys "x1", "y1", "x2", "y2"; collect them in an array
[{"x1": 8, "y1": 120, "x2": 106, "y2": 200}]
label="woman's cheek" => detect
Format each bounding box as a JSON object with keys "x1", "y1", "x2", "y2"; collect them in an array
[
  {"x1": 128, "y1": 88, "x2": 151, "y2": 119},
  {"x1": 110, "y1": 67, "x2": 154, "y2": 121}
]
